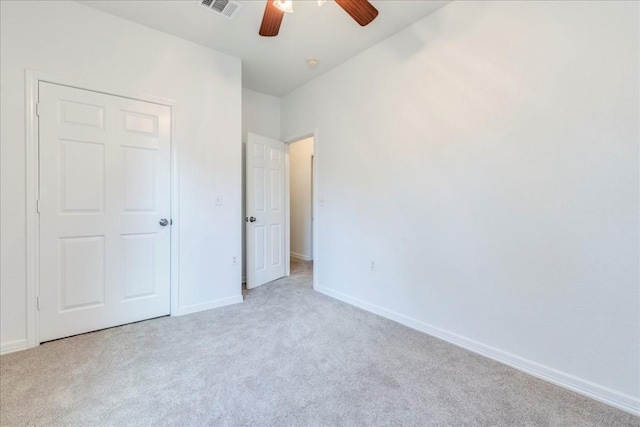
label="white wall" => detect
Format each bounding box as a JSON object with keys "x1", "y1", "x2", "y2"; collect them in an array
[
  {"x1": 1, "y1": 1, "x2": 242, "y2": 352},
  {"x1": 281, "y1": 0, "x2": 639, "y2": 413},
  {"x1": 242, "y1": 89, "x2": 281, "y2": 143},
  {"x1": 290, "y1": 137, "x2": 314, "y2": 261},
  {"x1": 241, "y1": 89, "x2": 281, "y2": 279}
]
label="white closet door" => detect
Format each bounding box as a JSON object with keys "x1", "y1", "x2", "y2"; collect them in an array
[
  {"x1": 38, "y1": 82, "x2": 171, "y2": 342},
  {"x1": 246, "y1": 133, "x2": 286, "y2": 289}
]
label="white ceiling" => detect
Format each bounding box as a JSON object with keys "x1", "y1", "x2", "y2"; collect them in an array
[{"x1": 79, "y1": 0, "x2": 450, "y2": 96}]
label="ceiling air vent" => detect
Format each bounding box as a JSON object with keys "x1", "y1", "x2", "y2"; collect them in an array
[{"x1": 197, "y1": 0, "x2": 241, "y2": 20}]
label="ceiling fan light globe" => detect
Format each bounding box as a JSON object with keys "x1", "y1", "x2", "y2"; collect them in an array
[{"x1": 273, "y1": 0, "x2": 293, "y2": 13}]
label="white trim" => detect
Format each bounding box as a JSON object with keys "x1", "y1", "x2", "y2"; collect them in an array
[
  {"x1": 174, "y1": 295, "x2": 243, "y2": 316},
  {"x1": 25, "y1": 70, "x2": 40, "y2": 349},
  {"x1": 283, "y1": 129, "x2": 319, "y2": 291},
  {"x1": 25, "y1": 69, "x2": 180, "y2": 349},
  {"x1": 284, "y1": 143, "x2": 291, "y2": 277},
  {"x1": 312, "y1": 133, "x2": 318, "y2": 292},
  {"x1": 27, "y1": 70, "x2": 178, "y2": 109},
  {"x1": 290, "y1": 252, "x2": 312, "y2": 262},
  {"x1": 0, "y1": 339, "x2": 29, "y2": 355},
  {"x1": 315, "y1": 284, "x2": 640, "y2": 416},
  {"x1": 169, "y1": 102, "x2": 181, "y2": 318}
]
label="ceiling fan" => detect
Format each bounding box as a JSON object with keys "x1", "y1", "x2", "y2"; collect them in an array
[{"x1": 259, "y1": 0, "x2": 379, "y2": 37}]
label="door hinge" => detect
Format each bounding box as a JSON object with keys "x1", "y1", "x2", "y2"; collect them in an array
[
  {"x1": 36, "y1": 296, "x2": 40, "y2": 310},
  {"x1": 36, "y1": 199, "x2": 40, "y2": 214},
  {"x1": 35, "y1": 103, "x2": 41, "y2": 117}
]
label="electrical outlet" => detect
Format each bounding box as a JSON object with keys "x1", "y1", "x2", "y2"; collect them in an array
[
  {"x1": 370, "y1": 261, "x2": 375, "y2": 271},
  {"x1": 215, "y1": 196, "x2": 222, "y2": 206},
  {"x1": 232, "y1": 256, "x2": 237, "y2": 265}
]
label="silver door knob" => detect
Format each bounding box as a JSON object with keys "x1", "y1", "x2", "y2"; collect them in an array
[
  {"x1": 245, "y1": 216, "x2": 257, "y2": 223},
  {"x1": 159, "y1": 218, "x2": 169, "y2": 227}
]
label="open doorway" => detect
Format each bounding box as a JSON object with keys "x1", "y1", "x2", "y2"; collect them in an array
[
  {"x1": 288, "y1": 136, "x2": 314, "y2": 282},
  {"x1": 243, "y1": 132, "x2": 315, "y2": 291}
]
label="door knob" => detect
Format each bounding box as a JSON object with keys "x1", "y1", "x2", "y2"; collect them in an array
[
  {"x1": 245, "y1": 216, "x2": 257, "y2": 223},
  {"x1": 159, "y1": 218, "x2": 169, "y2": 227}
]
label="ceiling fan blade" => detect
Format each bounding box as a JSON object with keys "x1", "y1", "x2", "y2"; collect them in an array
[
  {"x1": 335, "y1": 0, "x2": 379, "y2": 27},
  {"x1": 259, "y1": 1, "x2": 285, "y2": 37}
]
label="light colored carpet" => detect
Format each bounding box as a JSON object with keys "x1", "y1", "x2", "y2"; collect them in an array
[{"x1": 1, "y1": 259, "x2": 637, "y2": 426}]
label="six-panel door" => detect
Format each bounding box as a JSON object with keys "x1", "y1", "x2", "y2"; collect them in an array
[
  {"x1": 246, "y1": 133, "x2": 286, "y2": 289},
  {"x1": 38, "y1": 82, "x2": 171, "y2": 342}
]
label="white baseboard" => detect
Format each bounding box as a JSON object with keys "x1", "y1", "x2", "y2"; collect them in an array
[
  {"x1": 291, "y1": 252, "x2": 312, "y2": 261},
  {"x1": 315, "y1": 285, "x2": 640, "y2": 416},
  {"x1": 174, "y1": 295, "x2": 243, "y2": 317},
  {"x1": 1, "y1": 339, "x2": 28, "y2": 355}
]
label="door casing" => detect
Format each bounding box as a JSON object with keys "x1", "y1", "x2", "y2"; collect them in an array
[{"x1": 25, "y1": 70, "x2": 180, "y2": 349}]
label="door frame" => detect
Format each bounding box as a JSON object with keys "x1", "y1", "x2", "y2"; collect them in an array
[
  {"x1": 25, "y1": 70, "x2": 180, "y2": 349},
  {"x1": 283, "y1": 130, "x2": 318, "y2": 290}
]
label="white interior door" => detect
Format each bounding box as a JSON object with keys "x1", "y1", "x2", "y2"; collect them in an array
[
  {"x1": 246, "y1": 133, "x2": 286, "y2": 289},
  {"x1": 38, "y1": 82, "x2": 171, "y2": 342}
]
